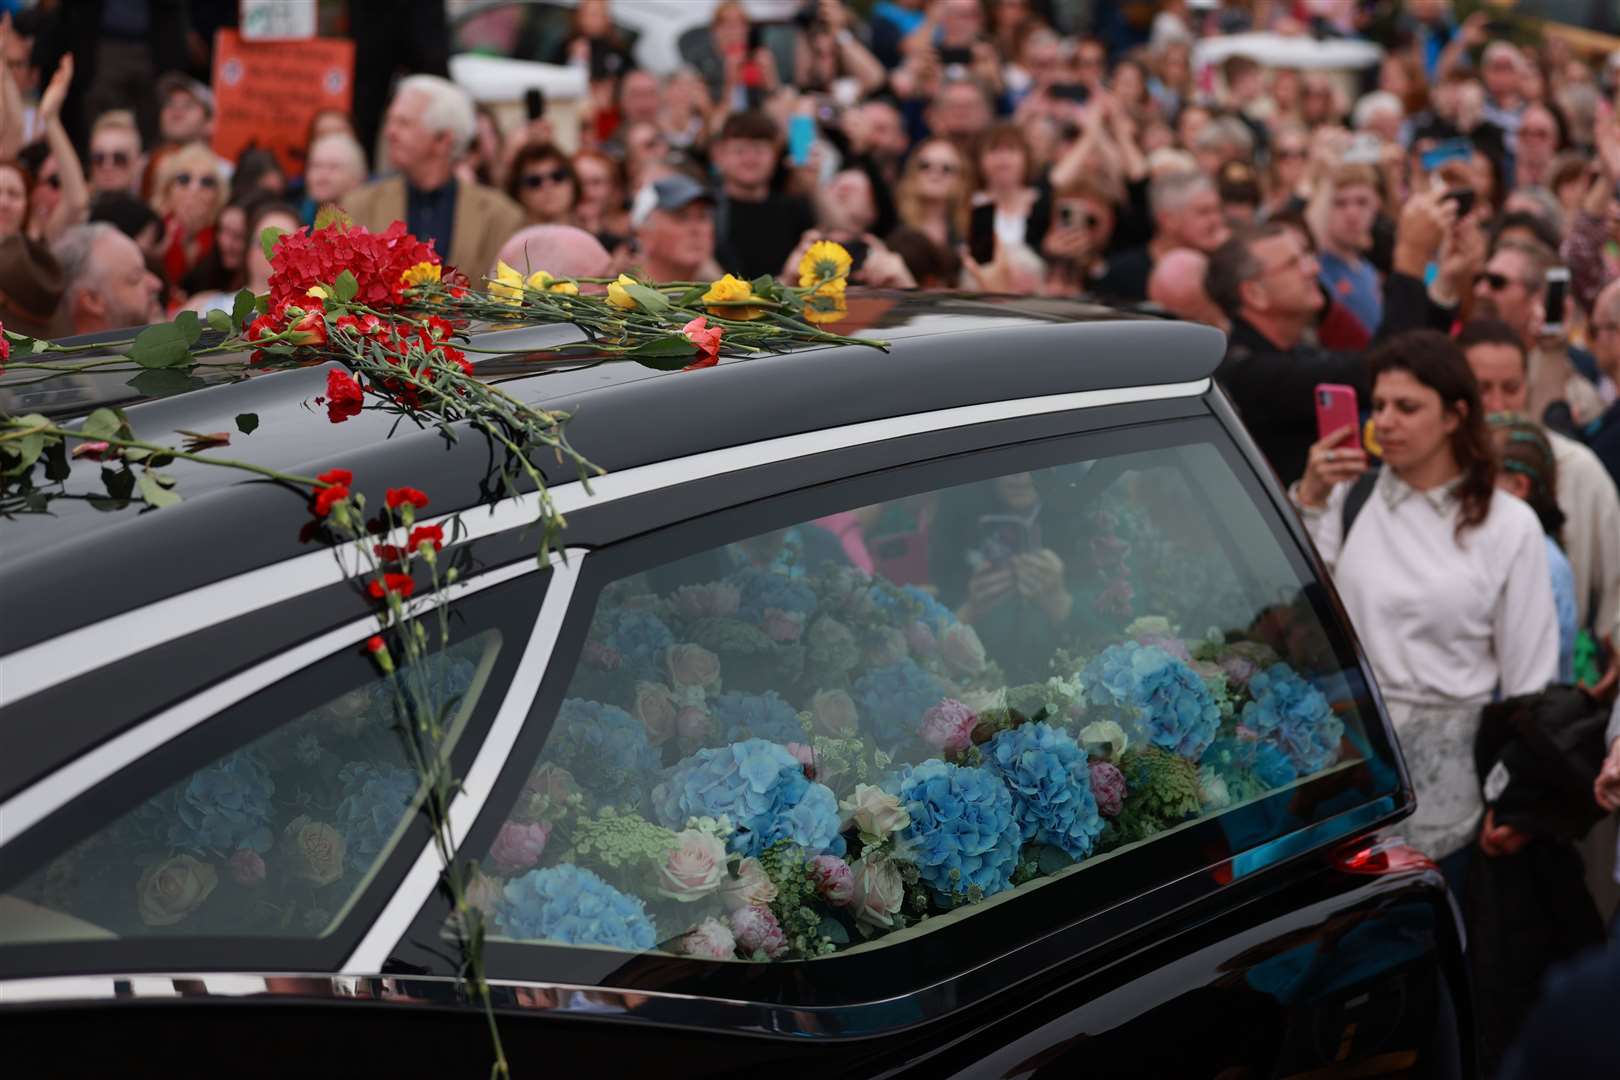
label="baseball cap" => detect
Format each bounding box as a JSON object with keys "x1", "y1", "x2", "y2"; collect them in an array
[
  {"x1": 630, "y1": 174, "x2": 714, "y2": 228},
  {"x1": 157, "y1": 72, "x2": 216, "y2": 116}
]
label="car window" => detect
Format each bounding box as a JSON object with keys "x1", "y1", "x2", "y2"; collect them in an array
[{"x1": 460, "y1": 435, "x2": 1388, "y2": 968}]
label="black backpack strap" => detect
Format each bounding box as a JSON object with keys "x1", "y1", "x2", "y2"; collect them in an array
[{"x1": 1340, "y1": 466, "x2": 1381, "y2": 542}]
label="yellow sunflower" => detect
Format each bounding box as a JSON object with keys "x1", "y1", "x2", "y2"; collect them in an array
[{"x1": 798, "y1": 241, "x2": 853, "y2": 295}]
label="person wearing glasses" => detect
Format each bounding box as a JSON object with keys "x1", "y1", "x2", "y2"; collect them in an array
[
  {"x1": 895, "y1": 135, "x2": 971, "y2": 252},
  {"x1": 87, "y1": 111, "x2": 144, "y2": 198},
  {"x1": 152, "y1": 141, "x2": 225, "y2": 292},
  {"x1": 504, "y1": 142, "x2": 579, "y2": 229}
]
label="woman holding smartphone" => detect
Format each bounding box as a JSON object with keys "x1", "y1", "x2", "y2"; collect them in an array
[{"x1": 1292, "y1": 331, "x2": 1557, "y2": 891}]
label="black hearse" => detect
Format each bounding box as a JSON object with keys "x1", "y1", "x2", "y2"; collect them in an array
[{"x1": 0, "y1": 293, "x2": 1469, "y2": 1076}]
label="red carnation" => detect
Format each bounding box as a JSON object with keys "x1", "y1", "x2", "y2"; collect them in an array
[
  {"x1": 386, "y1": 487, "x2": 429, "y2": 510},
  {"x1": 366, "y1": 635, "x2": 386, "y2": 654},
  {"x1": 367, "y1": 572, "x2": 416, "y2": 600},
  {"x1": 408, "y1": 524, "x2": 445, "y2": 552},
  {"x1": 317, "y1": 468, "x2": 352, "y2": 487},
  {"x1": 313, "y1": 484, "x2": 349, "y2": 517},
  {"x1": 325, "y1": 368, "x2": 363, "y2": 423},
  {"x1": 373, "y1": 543, "x2": 405, "y2": 562},
  {"x1": 267, "y1": 221, "x2": 440, "y2": 312}
]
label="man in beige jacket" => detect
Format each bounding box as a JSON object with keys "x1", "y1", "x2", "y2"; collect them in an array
[{"x1": 342, "y1": 75, "x2": 523, "y2": 283}]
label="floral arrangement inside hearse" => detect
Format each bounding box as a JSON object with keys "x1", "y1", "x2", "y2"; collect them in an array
[{"x1": 477, "y1": 543, "x2": 1354, "y2": 963}]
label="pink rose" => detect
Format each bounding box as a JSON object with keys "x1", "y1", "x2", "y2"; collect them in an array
[
  {"x1": 490, "y1": 820, "x2": 551, "y2": 875},
  {"x1": 673, "y1": 582, "x2": 740, "y2": 619},
  {"x1": 919, "y1": 698, "x2": 978, "y2": 754},
  {"x1": 850, "y1": 855, "x2": 904, "y2": 929},
  {"x1": 676, "y1": 917, "x2": 737, "y2": 959},
  {"x1": 865, "y1": 627, "x2": 908, "y2": 667},
  {"x1": 808, "y1": 855, "x2": 855, "y2": 906},
  {"x1": 227, "y1": 849, "x2": 266, "y2": 887},
  {"x1": 633, "y1": 682, "x2": 678, "y2": 745},
  {"x1": 761, "y1": 608, "x2": 804, "y2": 642},
  {"x1": 580, "y1": 640, "x2": 621, "y2": 670},
  {"x1": 721, "y1": 856, "x2": 779, "y2": 911},
  {"x1": 905, "y1": 620, "x2": 938, "y2": 657},
  {"x1": 666, "y1": 643, "x2": 722, "y2": 689},
  {"x1": 657, "y1": 829, "x2": 729, "y2": 901},
  {"x1": 729, "y1": 904, "x2": 788, "y2": 959},
  {"x1": 940, "y1": 623, "x2": 987, "y2": 676},
  {"x1": 1090, "y1": 761, "x2": 1126, "y2": 817},
  {"x1": 784, "y1": 741, "x2": 816, "y2": 777},
  {"x1": 811, "y1": 690, "x2": 858, "y2": 736},
  {"x1": 676, "y1": 706, "x2": 711, "y2": 739}
]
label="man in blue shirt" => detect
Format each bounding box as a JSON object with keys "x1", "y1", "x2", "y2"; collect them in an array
[{"x1": 1314, "y1": 165, "x2": 1383, "y2": 339}]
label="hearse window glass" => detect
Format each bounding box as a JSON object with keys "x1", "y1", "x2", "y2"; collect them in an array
[
  {"x1": 0, "y1": 632, "x2": 502, "y2": 946},
  {"x1": 470, "y1": 441, "x2": 1374, "y2": 963}
]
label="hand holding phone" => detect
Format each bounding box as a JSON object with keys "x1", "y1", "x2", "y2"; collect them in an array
[
  {"x1": 1542, "y1": 266, "x2": 1570, "y2": 337},
  {"x1": 788, "y1": 113, "x2": 816, "y2": 167},
  {"x1": 1315, "y1": 384, "x2": 1361, "y2": 448}
]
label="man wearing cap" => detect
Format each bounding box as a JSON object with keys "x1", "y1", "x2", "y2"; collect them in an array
[
  {"x1": 156, "y1": 72, "x2": 214, "y2": 147},
  {"x1": 632, "y1": 174, "x2": 722, "y2": 284},
  {"x1": 343, "y1": 75, "x2": 524, "y2": 281}
]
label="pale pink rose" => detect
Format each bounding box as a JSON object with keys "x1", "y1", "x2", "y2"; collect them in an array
[
  {"x1": 1090, "y1": 762, "x2": 1126, "y2": 817},
  {"x1": 761, "y1": 608, "x2": 804, "y2": 642},
  {"x1": 850, "y1": 855, "x2": 904, "y2": 929},
  {"x1": 490, "y1": 820, "x2": 551, "y2": 875},
  {"x1": 729, "y1": 904, "x2": 788, "y2": 958},
  {"x1": 633, "y1": 682, "x2": 678, "y2": 745},
  {"x1": 905, "y1": 620, "x2": 938, "y2": 657},
  {"x1": 810, "y1": 690, "x2": 858, "y2": 736},
  {"x1": 1220, "y1": 655, "x2": 1260, "y2": 687},
  {"x1": 919, "y1": 698, "x2": 978, "y2": 754},
  {"x1": 940, "y1": 623, "x2": 987, "y2": 675},
  {"x1": 808, "y1": 855, "x2": 855, "y2": 906},
  {"x1": 784, "y1": 741, "x2": 816, "y2": 776},
  {"x1": 666, "y1": 643, "x2": 722, "y2": 689},
  {"x1": 658, "y1": 829, "x2": 729, "y2": 900},
  {"x1": 673, "y1": 582, "x2": 740, "y2": 619},
  {"x1": 721, "y1": 856, "x2": 779, "y2": 911},
  {"x1": 865, "y1": 627, "x2": 908, "y2": 667},
  {"x1": 676, "y1": 706, "x2": 711, "y2": 740},
  {"x1": 136, "y1": 855, "x2": 218, "y2": 927},
  {"x1": 227, "y1": 849, "x2": 266, "y2": 887},
  {"x1": 676, "y1": 917, "x2": 737, "y2": 959},
  {"x1": 840, "y1": 784, "x2": 910, "y2": 842}
]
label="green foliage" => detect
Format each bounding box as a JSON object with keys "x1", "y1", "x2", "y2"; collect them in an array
[
  {"x1": 1119, "y1": 746, "x2": 1202, "y2": 826},
  {"x1": 128, "y1": 321, "x2": 197, "y2": 369},
  {"x1": 235, "y1": 413, "x2": 260, "y2": 435}
]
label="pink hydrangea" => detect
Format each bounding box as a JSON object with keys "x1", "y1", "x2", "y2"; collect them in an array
[
  {"x1": 808, "y1": 855, "x2": 855, "y2": 906},
  {"x1": 1090, "y1": 761, "x2": 1126, "y2": 817},
  {"x1": 919, "y1": 698, "x2": 978, "y2": 754},
  {"x1": 228, "y1": 849, "x2": 266, "y2": 887},
  {"x1": 730, "y1": 904, "x2": 788, "y2": 959},
  {"x1": 489, "y1": 820, "x2": 551, "y2": 875}
]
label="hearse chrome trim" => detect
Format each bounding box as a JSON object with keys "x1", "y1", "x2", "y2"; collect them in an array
[
  {"x1": 0, "y1": 379, "x2": 1209, "y2": 707},
  {"x1": 341, "y1": 551, "x2": 583, "y2": 974},
  {"x1": 0, "y1": 556, "x2": 551, "y2": 851}
]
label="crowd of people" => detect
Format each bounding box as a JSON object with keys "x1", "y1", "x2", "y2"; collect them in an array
[{"x1": 1, "y1": 0, "x2": 1620, "y2": 1068}]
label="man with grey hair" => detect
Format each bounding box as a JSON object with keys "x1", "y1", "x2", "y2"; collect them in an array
[
  {"x1": 52, "y1": 223, "x2": 162, "y2": 335},
  {"x1": 1094, "y1": 170, "x2": 1229, "y2": 302},
  {"x1": 342, "y1": 74, "x2": 523, "y2": 279}
]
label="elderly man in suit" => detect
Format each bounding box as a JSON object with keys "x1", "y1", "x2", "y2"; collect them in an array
[{"x1": 342, "y1": 75, "x2": 523, "y2": 281}]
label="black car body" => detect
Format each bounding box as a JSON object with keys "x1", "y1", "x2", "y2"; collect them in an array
[{"x1": 0, "y1": 294, "x2": 1470, "y2": 1076}]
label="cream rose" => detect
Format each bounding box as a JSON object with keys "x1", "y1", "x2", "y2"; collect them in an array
[
  {"x1": 666, "y1": 643, "x2": 722, "y2": 690},
  {"x1": 850, "y1": 855, "x2": 904, "y2": 929},
  {"x1": 136, "y1": 854, "x2": 219, "y2": 926},
  {"x1": 633, "y1": 682, "x2": 678, "y2": 745},
  {"x1": 810, "y1": 690, "x2": 859, "y2": 736},
  {"x1": 658, "y1": 829, "x2": 730, "y2": 901},
  {"x1": 841, "y1": 784, "x2": 910, "y2": 844},
  {"x1": 720, "y1": 856, "x2": 779, "y2": 911},
  {"x1": 284, "y1": 815, "x2": 346, "y2": 887}
]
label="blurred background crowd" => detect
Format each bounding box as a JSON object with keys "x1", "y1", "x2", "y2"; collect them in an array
[{"x1": 3, "y1": 0, "x2": 1620, "y2": 1070}]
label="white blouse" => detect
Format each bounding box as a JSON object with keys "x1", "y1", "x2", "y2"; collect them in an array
[{"x1": 1295, "y1": 468, "x2": 1558, "y2": 705}]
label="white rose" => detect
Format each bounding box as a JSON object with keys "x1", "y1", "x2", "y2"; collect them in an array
[
  {"x1": 850, "y1": 855, "x2": 905, "y2": 929},
  {"x1": 658, "y1": 829, "x2": 730, "y2": 901},
  {"x1": 1079, "y1": 720, "x2": 1128, "y2": 762},
  {"x1": 840, "y1": 784, "x2": 910, "y2": 845}
]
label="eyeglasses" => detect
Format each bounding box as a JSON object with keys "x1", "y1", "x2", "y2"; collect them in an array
[
  {"x1": 1275, "y1": 147, "x2": 1308, "y2": 160},
  {"x1": 1519, "y1": 127, "x2": 1555, "y2": 141},
  {"x1": 92, "y1": 150, "x2": 131, "y2": 168},
  {"x1": 1474, "y1": 271, "x2": 1523, "y2": 293},
  {"x1": 916, "y1": 158, "x2": 959, "y2": 175},
  {"x1": 521, "y1": 167, "x2": 571, "y2": 188},
  {"x1": 174, "y1": 172, "x2": 219, "y2": 189}
]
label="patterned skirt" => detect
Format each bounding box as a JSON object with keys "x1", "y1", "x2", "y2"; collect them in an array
[{"x1": 1386, "y1": 696, "x2": 1488, "y2": 860}]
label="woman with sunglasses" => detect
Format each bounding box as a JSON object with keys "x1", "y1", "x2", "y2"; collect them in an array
[
  {"x1": 505, "y1": 142, "x2": 580, "y2": 228},
  {"x1": 896, "y1": 136, "x2": 971, "y2": 253},
  {"x1": 153, "y1": 141, "x2": 226, "y2": 293},
  {"x1": 1260, "y1": 124, "x2": 1310, "y2": 222}
]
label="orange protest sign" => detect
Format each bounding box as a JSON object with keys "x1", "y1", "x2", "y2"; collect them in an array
[{"x1": 211, "y1": 29, "x2": 355, "y2": 179}]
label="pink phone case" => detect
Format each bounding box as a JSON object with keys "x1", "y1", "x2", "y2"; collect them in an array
[{"x1": 1314, "y1": 383, "x2": 1361, "y2": 447}]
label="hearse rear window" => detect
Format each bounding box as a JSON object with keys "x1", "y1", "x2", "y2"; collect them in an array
[{"x1": 469, "y1": 439, "x2": 1386, "y2": 964}]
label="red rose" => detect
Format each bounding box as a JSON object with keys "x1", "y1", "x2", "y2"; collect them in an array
[
  {"x1": 386, "y1": 487, "x2": 429, "y2": 510},
  {"x1": 367, "y1": 572, "x2": 416, "y2": 600},
  {"x1": 317, "y1": 468, "x2": 352, "y2": 486},
  {"x1": 325, "y1": 368, "x2": 363, "y2": 422},
  {"x1": 408, "y1": 524, "x2": 445, "y2": 552},
  {"x1": 313, "y1": 484, "x2": 349, "y2": 517}
]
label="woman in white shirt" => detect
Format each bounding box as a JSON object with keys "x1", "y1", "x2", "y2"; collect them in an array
[{"x1": 1293, "y1": 330, "x2": 1558, "y2": 888}]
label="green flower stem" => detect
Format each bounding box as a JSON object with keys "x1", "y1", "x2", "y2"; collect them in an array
[{"x1": 10, "y1": 421, "x2": 325, "y2": 488}]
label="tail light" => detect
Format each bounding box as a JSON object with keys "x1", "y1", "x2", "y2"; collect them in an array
[{"x1": 1334, "y1": 835, "x2": 1437, "y2": 876}]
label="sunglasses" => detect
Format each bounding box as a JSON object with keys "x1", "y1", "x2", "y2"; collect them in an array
[
  {"x1": 1474, "y1": 271, "x2": 1522, "y2": 292},
  {"x1": 522, "y1": 167, "x2": 571, "y2": 188},
  {"x1": 175, "y1": 172, "x2": 219, "y2": 189},
  {"x1": 92, "y1": 150, "x2": 131, "y2": 168},
  {"x1": 916, "y1": 158, "x2": 959, "y2": 175}
]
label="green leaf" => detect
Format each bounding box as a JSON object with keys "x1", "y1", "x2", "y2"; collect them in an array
[
  {"x1": 750, "y1": 273, "x2": 779, "y2": 296},
  {"x1": 817, "y1": 916, "x2": 850, "y2": 945},
  {"x1": 260, "y1": 225, "x2": 287, "y2": 263},
  {"x1": 621, "y1": 336, "x2": 701, "y2": 372},
  {"x1": 333, "y1": 269, "x2": 359, "y2": 302},
  {"x1": 80, "y1": 408, "x2": 123, "y2": 440},
  {"x1": 173, "y1": 310, "x2": 203, "y2": 346},
  {"x1": 128, "y1": 323, "x2": 194, "y2": 369},
  {"x1": 232, "y1": 289, "x2": 258, "y2": 331},
  {"x1": 128, "y1": 368, "x2": 206, "y2": 396},
  {"x1": 622, "y1": 283, "x2": 671, "y2": 312},
  {"x1": 137, "y1": 469, "x2": 182, "y2": 508},
  {"x1": 236, "y1": 412, "x2": 260, "y2": 435},
  {"x1": 102, "y1": 466, "x2": 135, "y2": 501},
  {"x1": 206, "y1": 309, "x2": 232, "y2": 334},
  {"x1": 42, "y1": 440, "x2": 70, "y2": 482},
  {"x1": 1, "y1": 428, "x2": 45, "y2": 477},
  {"x1": 674, "y1": 285, "x2": 707, "y2": 307},
  {"x1": 254, "y1": 294, "x2": 269, "y2": 315}
]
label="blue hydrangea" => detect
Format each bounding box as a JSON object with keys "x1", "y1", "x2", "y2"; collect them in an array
[
  {"x1": 852, "y1": 660, "x2": 950, "y2": 749},
  {"x1": 144, "y1": 750, "x2": 276, "y2": 854},
  {"x1": 1251, "y1": 741, "x2": 1299, "y2": 789},
  {"x1": 496, "y1": 863, "x2": 656, "y2": 950},
  {"x1": 544, "y1": 698, "x2": 659, "y2": 810},
  {"x1": 599, "y1": 609, "x2": 674, "y2": 683},
  {"x1": 984, "y1": 722, "x2": 1104, "y2": 861},
  {"x1": 870, "y1": 583, "x2": 958, "y2": 634},
  {"x1": 887, "y1": 760, "x2": 1021, "y2": 903},
  {"x1": 731, "y1": 567, "x2": 818, "y2": 622},
  {"x1": 1242, "y1": 663, "x2": 1344, "y2": 775},
  {"x1": 712, "y1": 690, "x2": 805, "y2": 745},
  {"x1": 1199, "y1": 736, "x2": 1299, "y2": 793},
  {"x1": 335, "y1": 761, "x2": 419, "y2": 871},
  {"x1": 367, "y1": 654, "x2": 479, "y2": 728},
  {"x1": 1081, "y1": 642, "x2": 1221, "y2": 761},
  {"x1": 652, "y1": 739, "x2": 843, "y2": 858}
]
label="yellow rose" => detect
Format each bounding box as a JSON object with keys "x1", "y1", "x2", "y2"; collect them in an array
[
  {"x1": 284, "y1": 815, "x2": 346, "y2": 887},
  {"x1": 526, "y1": 270, "x2": 579, "y2": 296},
  {"x1": 490, "y1": 260, "x2": 527, "y2": 305},
  {"x1": 136, "y1": 854, "x2": 218, "y2": 927},
  {"x1": 701, "y1": 273, "x2": 765, "y2": 320},
  {"x1": 797, "y1": 240, "x2": 853, "y2": 294},
  {"x1": 606, "y1": 273, "x2": 639, "y2": 310}
]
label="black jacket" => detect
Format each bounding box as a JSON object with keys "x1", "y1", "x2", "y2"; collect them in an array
[{"x1": 1474, "y1": 685, "x2": 1611, "y2": 841}]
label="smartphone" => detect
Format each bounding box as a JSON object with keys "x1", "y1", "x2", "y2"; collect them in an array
[
  {"x1": 843, "y1": 238, "x2": 869, "y2": 275},
  {"x1": 1050, "y1": 82, "x2": 1091, "y2": 104},
  {"x1": 972, "y1": 510, "x2": 1042, "y2": 571},
  {"x1": 1420, "y1": 137, "x2": 1473, "y2": 173},
  {"x1": 524, "y1": 87, "x2": 546, "y2": 122},
  {"x1": 1543, "y1": 266, "x2": 1570, "y2": 336},
  {"x1": 1443, "y1": 186, "x2": 1476, "y2": 216},
  {"x1": 1315, "y1": 384, "x2": 1362, "y2": 447},
  {"x1": 787, "y1": 113, "x2": 816, "y2": 167},
  {"x1": 1342, "y1": 132, "x2": 1382, "y2": 165},
  {"x1": 938, "y1": 45, "x2": 974, "y2": 66}
]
